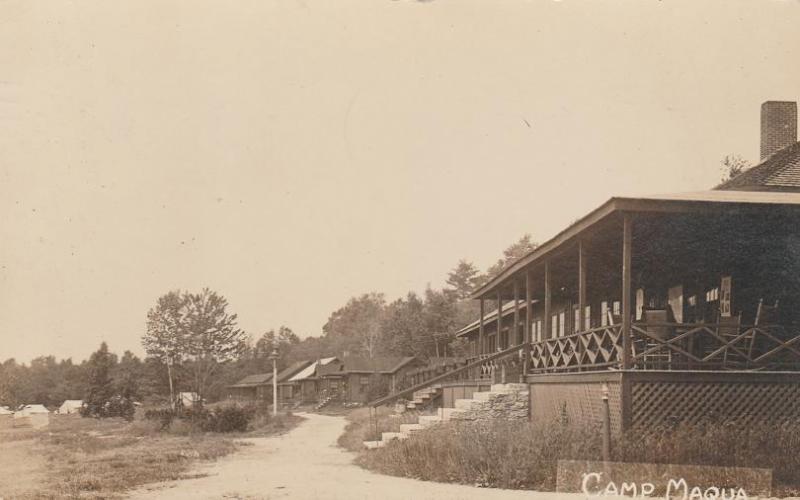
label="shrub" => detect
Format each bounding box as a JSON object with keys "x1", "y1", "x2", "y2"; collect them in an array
[
  {"x1": 80, "y1": 395, "x2": 135, "y2": 421},
  {"x1": 144, "y1": 404, "x2": 255, "y2": 433},
  {"x1": 144, "y1": 407, "x2": 176, "y2": 430}
]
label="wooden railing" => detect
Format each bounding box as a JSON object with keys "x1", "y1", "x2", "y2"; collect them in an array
[
  {"x1": 526, "y1": 322, "x2": 800, "y2": 372},
  {"x1": 370, "y1": 345, "x2": 525, "y2": 407}
]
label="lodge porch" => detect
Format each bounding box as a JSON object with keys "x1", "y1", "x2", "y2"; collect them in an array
[{"x1": 372, "y1": 192, "x2": 800, "y2": 429}]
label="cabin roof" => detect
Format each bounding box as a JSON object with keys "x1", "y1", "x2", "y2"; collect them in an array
[
  {"x1": 717, "y1": 141, "x2": 800, "y2": 191},
  {"x1": 287, "y1": 357, "x2": 337, "y2": 382},
  {"x1": 470, "y1": 190, "x2": 800, "y2": 300},
  {"x1": 317, "y1": 356, "x2": 418, "y2": 376},
  {"x1": 229, "y1": 360, "x2": 316, "y2": 388}
]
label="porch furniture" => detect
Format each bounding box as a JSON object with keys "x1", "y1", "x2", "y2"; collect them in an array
[
  {"x1": 641, "y1": 309, "x2": 673, "y2": 369},
  {"x1": 750, "y1": 299, "x2": 780, "y2": 360},
  {"x1": 717, "y1": 312, "x2": 744, "y2": 367}
]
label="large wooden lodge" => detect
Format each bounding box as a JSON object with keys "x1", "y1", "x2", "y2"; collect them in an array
[{"x1": 373, "y1": 101, "x2": 800, "y2": 432}]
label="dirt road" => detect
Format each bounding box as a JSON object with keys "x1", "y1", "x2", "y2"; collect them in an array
[{"x1": 127, "y1": 412, "x2": 579, "y2": 500}]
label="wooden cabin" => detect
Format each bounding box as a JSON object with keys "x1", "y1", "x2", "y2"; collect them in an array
[
  {"x1": 317, "y1": 356, "x2": 423, "y2": 403},
  {"x1": 227, "y1": 360, "x2": 315, "y2": 403},
  {"x1": 378, "y1": 101, "x2": 800, "y2": 432}
]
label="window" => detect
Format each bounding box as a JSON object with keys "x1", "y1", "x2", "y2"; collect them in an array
[
  {"x1": 706, "y1": 288, "x2": 719, "y2": 302},
  {"x1": 551, "y1": 314, "x2": 559, "y2": 338},
  {"x1": 535, "y1": 320, "x2": 542, "y2": 341},
  {"x1": 574, "y1": 308, "x2": 582, "y2": 333},
  {"x1": 601, "y1": 301, "x2": 609, "y2": 326},
  {"x1": 558, "y1": 311, "x2": 566, "y2": 337},
  {"x1": 612, "y1": 301, "x2": 621, "y2": 316},
  {"x1": 584, "y1": 306, "x2": 592, "y2": 329}
]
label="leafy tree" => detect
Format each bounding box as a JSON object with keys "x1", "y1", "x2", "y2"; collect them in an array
[
  {"x1": 143, "y1": 290, "x2": 187, "y2": 408},
  {"x1": 114, "y1": 351, "x2": 143, "y2": 400},
  {"x1": 323, "y1": 293, "x2": 386, "y2": 358},
  {"x1": 183, "y1": 288, "x2": 247, "y2": 400},
  {"x1": 422, "y1": 287, "x2": 459, "y2": 357},
  {"x1": 379, "y1": 293, "x2": 427, "y2": 357},
  {"x1": 719, "y1": 154, "x2": 751, "y2": 183},
  {"x1": 486, "y1": 234, "x2": 538, "y2": 279},
  {"x1": 445, "y1": 260, "x2": 482, "y2": 299},
  {"x1": 83, "y1": 342, "x2": 118, "y2": 416}
]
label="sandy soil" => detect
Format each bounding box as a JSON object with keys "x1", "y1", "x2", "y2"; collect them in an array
[
  {"x1": 0, "y1": 438, "x2": 48, "y2": 497},
  {"x1": 126, "y1": 412, "x2": 580, "y2": 500}
]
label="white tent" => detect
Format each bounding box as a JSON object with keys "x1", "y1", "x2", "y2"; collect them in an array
[
  {"x1": 178, "y1": 392, "x2": 201, "y2": 407},
  {"x1": 14, "y1": 404, "x2": 49, "y2": 428},
  {"x1": 17, "y1": 404, "x2": 49, "y2": 415},
  {"x1": 56, "y1": 400, "x2": 83, "y2": 415}
]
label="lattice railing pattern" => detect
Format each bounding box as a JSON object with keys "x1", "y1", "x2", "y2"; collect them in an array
[
  {"x1": 529, "y1": 325, "x2": 623, "y2": 373},
  {"x1": 631, "y1": 381, "x2": 800, "y2": 428},
  {"x1": 527, "y1": 323, "x2": 800, "y2": 372}
]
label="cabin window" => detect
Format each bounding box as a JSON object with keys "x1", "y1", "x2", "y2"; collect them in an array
[
  {"x1": 687, "y1": 295, "x2": 697, "y2": 307},
  {"x1": 601, "y1": 301, "x2": 609, "y2": 326},
  {"x1": 551, "y1": 314, "x2": 559, "y2": 337},
  {"x1": 612, "y1": 301, "x2": 621, "y2": 316},
  {"x1": 534, "y1": 320, "x2": 542, "y2": 342},
  {"x1": 706, "y1": 287, "x2": 719, "y2": 302},
  {"x1": 720, "y1": 276, "x2": 732, "y2": 317},
  {"x1": 584, "y1": 306, "x2": 591, "y2": 329},
  {"x1": 558, "y1": 311, "x2": 566, "y2": 336},
  {"x1": 574, "y1": 308, "x2": 581, "y2": 333}
]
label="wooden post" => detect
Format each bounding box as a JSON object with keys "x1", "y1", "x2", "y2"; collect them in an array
[
  {"x1": 622, "y1": 213, "x2": 633, "y2": 370},
  {"x1": 479, "y1": 298, "x2": 485, "y2": 355},
  {"x1": 578, "y1": 240, "x2": 587, "y2": 332},
  {"x1": 513, "y1": 280, "x2": 521, "y2": 345},
  {"x1": 497, "y1": 289, "x2": 503, "y2": 351},
  {"x1": 524, "y1": 269, "x2": 533, "y2": 377},
  {"x1": 544, "y1": 260, "x2": 552, "y2": 339}
]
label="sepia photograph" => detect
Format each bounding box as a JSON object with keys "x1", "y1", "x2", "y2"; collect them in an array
[{"x1": 2, "y1": 1, "x2": 800, "y2": 498}]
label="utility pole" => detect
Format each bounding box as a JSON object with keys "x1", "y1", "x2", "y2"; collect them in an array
[{"x1": 270, "y1": 347, "x2": 279, "y2": 416}]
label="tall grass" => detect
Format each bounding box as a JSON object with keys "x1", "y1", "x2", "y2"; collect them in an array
[{"x1": 351, "y1": 417, "x2": 800, "y2": 495}]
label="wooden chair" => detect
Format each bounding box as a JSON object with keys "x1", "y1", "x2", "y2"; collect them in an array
[
  {"x1": 641, "y1": 309, "x2": 672, "y2": 369},
  {"x1": 717, "y1": 312, "x2": 744, "y2": 367},
  {"x1": 749, "y1": 299, "x2": 779, "y2": 359}
]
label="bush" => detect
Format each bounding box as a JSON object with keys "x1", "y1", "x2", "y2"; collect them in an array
[
  {"x1": 353, "y1": 417, "x2": 800, "y2": 495},
  {"x1": 144, "y1": 404, "x2": 255, "y2": 433},
  {"x1": 80, "y1": 395, "x2": 135, "y2": 421}
]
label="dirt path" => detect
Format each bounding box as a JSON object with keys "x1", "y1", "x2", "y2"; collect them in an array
[{"x1": 127, "y1": 412, "x2": 580, "y2": 500}]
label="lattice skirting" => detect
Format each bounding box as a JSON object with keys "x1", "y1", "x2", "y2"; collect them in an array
[
  {"x1": 631, "y1": 381, "x2": 800, "y2": 429},
  {"x1": 529, "y1": 381, "x2": 622, "y2": 435}
]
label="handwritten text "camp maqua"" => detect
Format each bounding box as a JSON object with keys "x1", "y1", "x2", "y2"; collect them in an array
[{"x1": 581, "y1": 473, "x2": 749, "y2": 499}]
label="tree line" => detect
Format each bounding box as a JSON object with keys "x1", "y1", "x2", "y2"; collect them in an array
[{"x1": 0, "y1": 235, "x2": 537, "y2": 409}]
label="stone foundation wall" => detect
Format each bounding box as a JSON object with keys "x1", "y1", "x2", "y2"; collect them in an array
[{"x1": 449, "y1": 384, "x2": 529, "y2": 421}]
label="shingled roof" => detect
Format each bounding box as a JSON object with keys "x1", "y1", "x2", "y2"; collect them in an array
[
  {"x1": 317, "y1": 356, "x2": 418, "y2": 376},
  {"x1": 716, "y1": 141, "x2": 800, "y2": 192},
  {"x1": 229, "y1": 360, "x2": 315, "y2": 389}
]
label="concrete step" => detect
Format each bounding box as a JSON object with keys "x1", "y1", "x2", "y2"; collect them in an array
[
  {"x1": 381, "y1": 431, "x2": 409, "y2": 442},
  {"x1": 399, "y1": 423, "x2": 424, "y2": 433},
  {"x1": 363, "y1": 440, "x2": 385, "y2": 449},
  {"x1": 491, "y1": 383, "x2": 528, "y2": 392}
]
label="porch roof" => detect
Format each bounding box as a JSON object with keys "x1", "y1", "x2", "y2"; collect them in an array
[
  {"x1": 470, "y1": 190, "x2": 800, "y2": 300},
  {"x1": 455, "y1": 299, "x2": 538, "y2": 338}
]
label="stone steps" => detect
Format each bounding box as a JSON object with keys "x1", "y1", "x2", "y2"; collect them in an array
[{"x1": 362, "y1": 383, "x2": 529, "y2": 449}]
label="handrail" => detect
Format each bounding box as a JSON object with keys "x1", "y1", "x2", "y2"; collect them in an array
[{"x1": 368, "y1": 344, "x2": 524, "y2": 408}]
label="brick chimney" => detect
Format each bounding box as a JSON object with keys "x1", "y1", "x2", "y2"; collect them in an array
[{"x1": 761, "y1": 101, "x2": 797, "y2": 160}]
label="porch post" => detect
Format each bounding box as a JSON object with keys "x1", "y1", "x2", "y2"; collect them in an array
[
  {"x1": 524, "y1": 269, "x2": 533, "y2": 377},
  {"x1": 513, "y1": 281, "x2": 521, "y2": 345},
  {"x1": 544, "y1": 260, "x2": 552, "y2": 338},
  {"x1": 496, "y1": 289, "x2": 503, "y2": 350},
  {"x1": 622, "y1": 213, "x2": 633, "y2": 369},
  {"x1": 479, "y1": 297, "x2": 485, "y2": 355},
  {"x1": 578, "y1": 240, "x2": 587, "y2": 332}
]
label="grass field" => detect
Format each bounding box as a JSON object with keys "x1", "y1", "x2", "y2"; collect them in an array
[
  {"x1": 342, "y1": 410, "x2": 800, "y2": 496},
  {"x1": 0, "y1": 411, "x2": 302, "y2": 499}
]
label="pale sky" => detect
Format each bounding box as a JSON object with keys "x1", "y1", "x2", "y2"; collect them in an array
[{"x1": 1, "y1": 0, "x2": 799, "y2": 363}]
